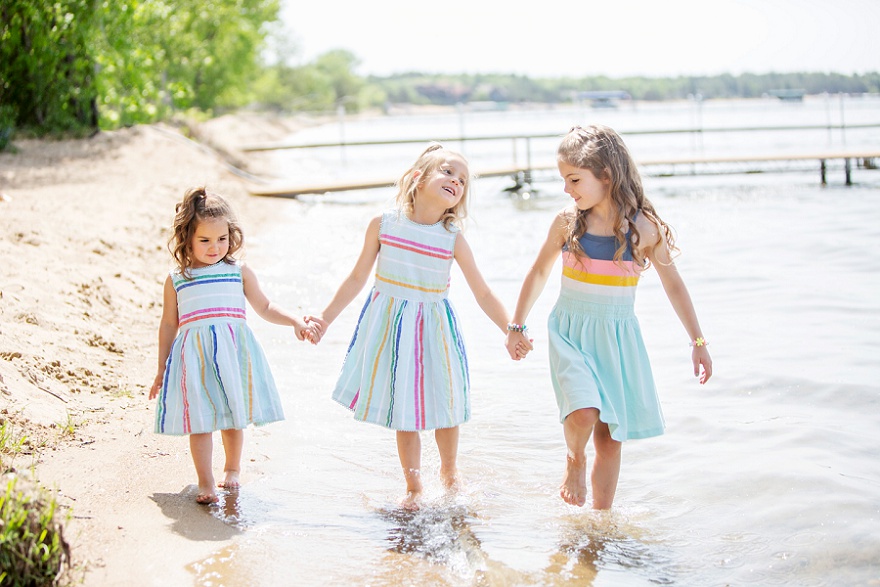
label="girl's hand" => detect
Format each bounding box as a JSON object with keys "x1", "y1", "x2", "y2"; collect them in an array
[
  {"x1": 291, "y1": 316, "x2": 310, "y2": 342},
  {"x1": 149, "y1": 373, "x2": 164, "y2": 400},
  {"x1": 505, "y1": 331, "x2": 534, "y2": 361},
  {"x1": 304, "y1": 315, "x2": 328, "y2": 345},
  {"x1": 693, "y1": 346, "x2": 712, "y2": 384}
]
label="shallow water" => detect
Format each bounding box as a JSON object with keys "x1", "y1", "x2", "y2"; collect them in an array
[{"x1": 189, "y1": 100, "x2": 880, "y2": 586}]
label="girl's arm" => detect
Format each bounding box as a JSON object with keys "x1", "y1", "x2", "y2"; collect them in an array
[
  {"x1": 638, "y1": 214, "x2": 713, "y2": 384},
  {"x1": 505, "y1": 211, "x2": 568, "y2": 357},
  {"x1": 241, "y1": 264, "x2": 309, "y2": 341},
  {"x1": 453, "y1": 233, "x2": 516, "y2": 339},
  {"x1": 308, "y1": 215, "x2": 382, "y2": 333},
  {"x1": 149, "y1": 275, "x2": 179, "y2": 400}
]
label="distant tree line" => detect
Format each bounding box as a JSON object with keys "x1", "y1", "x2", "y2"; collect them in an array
[
  {"x1": 368, "y1": 71, "x2": 880, "y2": 106},
  {"x1": 1, "y1": 1, "x2": 878, "y2": 141}
]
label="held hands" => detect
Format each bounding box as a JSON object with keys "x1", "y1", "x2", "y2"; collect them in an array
[
  {"x1": 302, "y1": 315, "x2": 329, "y2": 345},
  {"x1": 505, "y1": 330, "x2": 534, "y2": 361},
  {"x1": 292, "y1": 315, "x2": 320, "y2": 344}
]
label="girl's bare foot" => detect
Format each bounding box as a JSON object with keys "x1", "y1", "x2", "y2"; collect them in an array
[
  {"x1": 400, "y1": 489, "x2": 422, "y2": 511},
  {"x1": 196, "y1": 484, "x2": 219, "y2": 505},
  {"x1": 400, "y1": 467, "x2": 423, "y2": 510},
  {"x1": 440, "y1": 467, "x2": 461, "y2": 492},
  {"x1": 218, "y1": 469, "x2": 240, "y2": 489},
  {"x1": 560, "y1": 454, "x2": 588, "y2": 507}
]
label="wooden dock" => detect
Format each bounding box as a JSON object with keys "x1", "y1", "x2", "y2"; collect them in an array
[
  {"x1": 240, "y1": 123, "x2": 880, "y2": 153},
  {"x1": 247, "y1": 150, "x2": 880, "y2": 198}
]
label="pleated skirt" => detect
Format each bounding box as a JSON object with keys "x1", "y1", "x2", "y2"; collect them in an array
[
  {"x1": 547, "y1": 295, "x2": 664, "y2": 441},
  {"x1": 155, "y1": 320, "x2": 284, "y2": 435},
  {"x1": 332, "y1": 288, "x2": 470, "y2": 431}
]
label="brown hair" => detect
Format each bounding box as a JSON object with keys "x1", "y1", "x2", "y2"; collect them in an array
[
  {"x1": 557, "y1": 125, "x2": 676, "y2": 268},
  {"x1": 394, "y1": 142, "x2": 470, "y2": 230},
  {"x1": 168, "y1": 186, "x2": 243, "y2": 278}
]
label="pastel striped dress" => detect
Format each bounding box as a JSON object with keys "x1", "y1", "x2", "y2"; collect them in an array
[
  {"x1": 155, "y1": 261, "x2": 284, "y2": 435},
  {"x1": 332, "y1": 210, "x2": 469, "y2": 431},
  {"x1": 547, "y1": 227, "x2": 665, "y2": 441}
]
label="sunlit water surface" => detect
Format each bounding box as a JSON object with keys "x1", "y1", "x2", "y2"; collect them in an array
[{"x1": 185, "y1": 99, "x2": 879, "y2": 586}]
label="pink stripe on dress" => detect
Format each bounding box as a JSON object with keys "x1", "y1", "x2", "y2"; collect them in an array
[
  {"x1": 179, "y1": 308, "x2": 246, "y2": 327},
  {"x1": 381, "y1": 233, "x2": 453, "y2": 256},
  {"x1": 181, "y1": 330, "x2": 192, "y2": 434},
  {"x1": 415, "y1": 305, "x2": 426, "y2": 429},
  {"x1": 380, "y1": 236, "x2": 453, "y2": 260},
  {"x1": 562, "y1": 253, "x2": 639, "y2": 277}
]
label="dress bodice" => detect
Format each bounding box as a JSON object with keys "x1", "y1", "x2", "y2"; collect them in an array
[{"x1": 374, "y1": 210, "x2": 459, "y2": 302}]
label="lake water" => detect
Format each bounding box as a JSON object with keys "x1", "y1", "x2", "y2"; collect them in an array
[{"x1": 189, "y1": 97, "x2": 880, "y2": 586}]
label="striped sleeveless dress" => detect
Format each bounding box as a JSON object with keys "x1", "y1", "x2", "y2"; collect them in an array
[
  {"x1": 154, "y1": 261, "x2": 284, "y2": 435},
  {"x1": 332, "y1": 210, "x2": 469, "y2": 431},
  {"x1": 547, "y1": 227, "x2": 665, "y2": 441}
]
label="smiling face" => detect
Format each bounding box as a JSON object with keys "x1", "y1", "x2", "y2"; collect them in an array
[
  {"x1": 418, "y1": 153, "x2": 469, "y2": 210},
  {"x1": 558, "y1": 160, "x2": 611, "y2": 211},
  {"x1": 189, "y1": 216, "x2": 230, "y2": 268}
]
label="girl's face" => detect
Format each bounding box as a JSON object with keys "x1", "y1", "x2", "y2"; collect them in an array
[
  {"x1": 417, "y1": 154, "x2": 469, "y2": 210},
  {"x1": 189, "y1": 217, "x2": 230, "y2": 268},
  {"x1": 558, "y1": 160, "x2": 611, "y2": 210}
]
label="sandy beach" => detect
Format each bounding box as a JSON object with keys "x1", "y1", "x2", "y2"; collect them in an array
[{"x1": 0, "y1": 113, "x2": 313, "y2": 584}]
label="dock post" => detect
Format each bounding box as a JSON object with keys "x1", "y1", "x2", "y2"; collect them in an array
[
  {"x1": 845, "y1": 158, "x2": 852, "y2": 186},
  {"x1": 337, "y1": 104, "x2": 347, "y2": 166},
  {"x1": 525, "y1": 137, "x2": 533, "y2": 187},
  {"x1": 820, "y1": 159, "x2": 827, "y2": 186}
]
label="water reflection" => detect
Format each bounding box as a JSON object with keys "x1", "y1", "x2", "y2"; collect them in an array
[
  {"x1": 380, "y1": 501, "x2": 487, "y2": 581},
  {"x1": 544, "y1": 512, "x2": 679, "y2": 586},
  {"x1": 212, "y1": 488, "x2": 246, "y2": 528}
]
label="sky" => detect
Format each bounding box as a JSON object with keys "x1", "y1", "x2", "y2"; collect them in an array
[{"x1": 280, "y1": 0, "x2": 880, "y2": 78}]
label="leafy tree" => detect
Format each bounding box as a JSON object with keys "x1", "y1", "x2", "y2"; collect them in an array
[
  {"x1": 1, "y1": 0, "x2": 280, "y2": 133},
  {"x1": 250, "y1": 49, "x2": 375, "y2": 113},
  {"x1": 97, "y1": 0, "x2": 279, "y2": 126},
  {"x1": 313, "y1": 49, "x2": 365, "y2": 112},
  {"x1": 0, "y1": 0, "x2": 99, "y2": 132}
]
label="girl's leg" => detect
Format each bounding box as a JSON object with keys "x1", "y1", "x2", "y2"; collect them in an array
[
  {"x1": 560, "y1": 408, "x2": 599, "y2": 507},
  {"x1": 219, "y1": 428, "x2": 244, "y2": 489},
  {"x1": 590, "y1": 421, "x2": 622, "y2": 510},
  {"x1": 190, "y1": 432, "x2": 218, "y2": 504},
  {"x1": 434, "y1": 426, "x2": 460, "y2": 490},
  {"x1": 396, "y1": 431, "x2": 423, "y2": 508}
]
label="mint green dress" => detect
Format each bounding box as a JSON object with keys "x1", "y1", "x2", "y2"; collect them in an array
[{"x1": 547, "y1": 231, "x2": 665, "y2": 441}]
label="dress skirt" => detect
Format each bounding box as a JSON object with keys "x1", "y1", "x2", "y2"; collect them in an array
[
  {"x1": 155, "y1": 318, "x2": 285, "y2": 435},
  {"x1": 332, "y1": 288, "x2": 470, "y2": 431},
  {"x1": 547, "y1": 295, "x2": 664, "y2": 441}
]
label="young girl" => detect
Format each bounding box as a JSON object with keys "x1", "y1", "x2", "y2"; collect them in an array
[
  {"x1": 149, "y1": 187, "x2": 311, "y2": 505},
  {"x1": 505, "y1": 125, "x2": 712, "y2": 510},
  {"x1": 307, "y1": 143, "x2": 529, "y2": 508}
]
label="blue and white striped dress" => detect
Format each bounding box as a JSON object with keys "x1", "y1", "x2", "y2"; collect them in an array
[
  {"x1": 155, "y1": 261, "x2": 284, "y2": 435},
  {"x1": 332, "y1": 210, "x2": 469, "y2": 431}
]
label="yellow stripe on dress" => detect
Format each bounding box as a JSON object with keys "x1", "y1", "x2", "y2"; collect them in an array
[
  {"x1": 562, "y1": 265, "x2": 640, "y2": 287},
  {"x1": 375, "y1": 274, "x2": 448, "y2": 293},
  {"x1": 364, "y1": 297, "x2": 396, "y2": 418}
]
